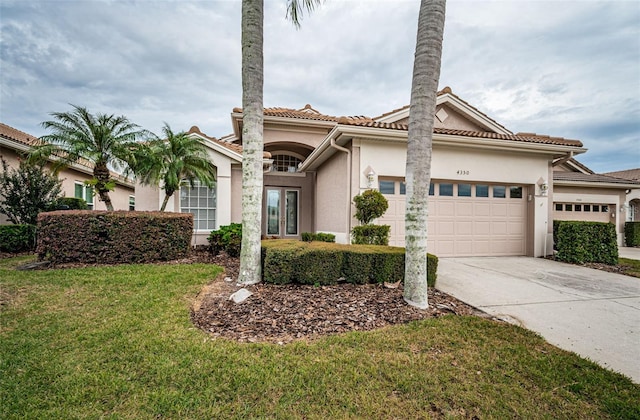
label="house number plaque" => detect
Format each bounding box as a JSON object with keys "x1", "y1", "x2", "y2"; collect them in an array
[{"x1": 456, "y1": 170, "x2": 470, "y2": 175}]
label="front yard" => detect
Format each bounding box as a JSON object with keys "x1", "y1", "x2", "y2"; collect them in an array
[{"x1": 1, "y1": 255, "x2": 638, "y2": 419}]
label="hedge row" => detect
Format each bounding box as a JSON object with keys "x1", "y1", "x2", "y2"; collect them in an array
[
  {"x1": 37, "y1": 211, "x2": 193, "y2": 264},
  {"x1": 0, "y1": 224, "x2": 36, "y2": 253},
  {"x1": 301, "y1": 232, "x2": 336, "y2": 243},
  {"x1": 625, "y1": 222, "x2": 640, "y2": 247},
  {"x1": 555, "y1": 220, "x2": 618, "y2": 265},
  {"x1": 261, "y1": 240, "x2": 438, "y2": 287},
  {"x1": 351, "y1": 224, "x2": 390, "y2": 245}
]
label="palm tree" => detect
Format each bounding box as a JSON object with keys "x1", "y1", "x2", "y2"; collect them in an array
[
  {"x1": 404, "y1": 0, "x2": 446, "y2": 309},
  {"x1": 29, "y1": 105, "x2": 149, "y2": 211},
  {"x1": 134, "y1": 123, "x2": 217, "y2": 211},
  {"x1": 239, "y1": 0, "x2": 322, "y2": 285}
]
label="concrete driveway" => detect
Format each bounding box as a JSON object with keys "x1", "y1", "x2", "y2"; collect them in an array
[{"x1": 436, "y1": 256, "x2": 640, "y2": 383}]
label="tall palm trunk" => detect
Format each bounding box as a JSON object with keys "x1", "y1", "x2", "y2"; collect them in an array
[
  {"x1": 239, "y1": 0, "x2": 264, "y2": 285},
  {"x1": 404, "y1": 0, "x2": 446, "y2": 309},
  {"x1": 160, "y1": 190, "x2": 174, "y2": 212},
  {"x1": 94, "y1": 162, "x2": 114, "y2": 211}
]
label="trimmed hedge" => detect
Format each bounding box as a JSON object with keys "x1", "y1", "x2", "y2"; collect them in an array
[
  {"x1": 208, "y1": 223, "x2": 242, "y2": 257},
  {"x1": 351, "y1": 224, "x2": 390, "y2": 245},
  {"x1": 625, "y1": 222, "x2": 640, "y2": 247},
  {"x1": 261, "y1": 240, "x2": 438, "y2": 287},
  {"x1": 301, "y1": 232, "x2": 336, "y2": 243},
  {"x1": 0, "y1": 224, "x2": 36, "y2": 253},
  {"x1": 556, "y1": 221, "x2": 618, "y2": 265},
  {"x1": 54, "y1": 197, "x2": 88, "y2": 210},
  {"x1": 37, "y1": 211, "x2": 193, "y2": 264}
]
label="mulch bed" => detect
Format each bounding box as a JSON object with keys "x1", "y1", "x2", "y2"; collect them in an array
[{"x1": 191, "y1": 251, "x2": 489, "y2": 344}]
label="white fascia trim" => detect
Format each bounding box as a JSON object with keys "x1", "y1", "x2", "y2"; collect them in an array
[
  {"x1": 191, "y1": 133, "x2": 242, "y2": 162},
  {"x1": 433, "y1": 134, "x2": 588, "y2": 156},
  {"x1": 554, "y1": 180, "x2": 640, "y2": 189},
  {"x1": 375, "y1": 94, "x2": 512, "y2": 135}
]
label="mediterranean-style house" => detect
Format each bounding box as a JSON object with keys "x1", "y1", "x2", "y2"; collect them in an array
[
  {"x1": 0, "y1": 122, "x2": 135, "y2": 224},
  {"x1": 602, "y1": 168, "x2": 640, "y2": 222},
  {"x1": 136, "y1": 87, "x2": 640, "y2": 255}
]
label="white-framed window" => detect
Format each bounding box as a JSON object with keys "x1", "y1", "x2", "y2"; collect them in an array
[
  {"x1": 74, "y1": 181, "x2": 94, "y2": 209},
  {"x1": 180, "y1": 180, "x2": 216, "y2": 231},
  {"x1": 272, "y1": 153, "x2": 303, "y2": 173},
  {"x1": 129, "y1": 195, "x2": 135, "y2": 211}
]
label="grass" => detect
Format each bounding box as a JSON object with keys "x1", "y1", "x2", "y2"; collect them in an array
[
  {"x1": 1, "y1": 255, "x2": 639, "y2": 419},
  {"x1": 619, "y1": 257, "x2": 640, "y2": 278}
]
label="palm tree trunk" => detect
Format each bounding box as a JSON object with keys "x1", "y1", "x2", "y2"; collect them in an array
[
  {"x1": 239, "y1": 0, "x2": 264, "y2": 285},
  {"x1": 94, "y1": 163, "x2": 114, "y2": 211},
  {"x1": 404, "y1": 0, "x2": 446, "y2": 309},
  {"x1": 160, "y1": 193, "x2": 172, "y2": 211}
]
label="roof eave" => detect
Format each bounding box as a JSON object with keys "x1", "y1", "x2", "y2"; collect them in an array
[{"x1": 553, "y1": 180, "x2": 640, "y2": 189}]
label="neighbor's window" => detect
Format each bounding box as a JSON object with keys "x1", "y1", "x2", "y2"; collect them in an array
[
  {"x1": 129, "y1": 195, "x2": 135, "y2": 211},
  {"x1": 476, "y1": 185, "x2": 489, "y2": 198},
  {"x1": 565, "y1": 204, "x2": 573, "y2": 211},
  {"x1": 555, "y1": 203, "x2": 563, "y2": 211},
  {"x1": 575, "y1": 204, "x2": 582, "y2": 212},
  {"x1": 458, "y1": 184, "x2": 472, "y2": 197},
  {"x1": 584, "y1": 204, "x2": 591, "y2": 212},
  {"x1": 272, "y1": 154, "x2": 302, "y2": 173},
  {"x1": 180, "y1": 179, "x2": 216, "y2": 230},
  {"x1": 379, "y1": 180, "x2": 395, "y2": 194},
  {"x1": 74, "y1": 181, "x2": 94, "y2": 210},
  {"x1": 429, "y1": 183, "x2": 434, "y2": 196},
  {"x1": 399, "y1": 181, "x2": 406, "y2": 195},
  {"x1": 593, "y1": 205, "x2": 600, "y2": 212},
  {"x1": 602, "y1": 205, "x2": 609, "y2": 213}
]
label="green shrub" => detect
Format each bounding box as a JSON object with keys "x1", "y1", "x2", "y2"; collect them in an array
[
  {"x1": 0, "y1": 224, "x2": 36, "y2": 253},
  {"x1": 36, "y1": 211, "x2": 192, "y2": 264},
  {"x1": 261, "y1": 240, "x2": 438, "y2": 287},
  {"x1": 53, "y1": 197, "x2": 88, "y2": 210},
  {"x1": 351, "y1": 225, "x2": 390, "y2": 245},
  {"x1": 556, "y1": 221, "x2": 618, "y2": 265},
  {"x1": 625, "y1": 222, "x2": 640, "y2": 247},
  {"x1": 301, "y1": 232, "x2": 336, "y2": 243},
  {"x1": 208, "y1": 223, "x2": 242, "y2": 257},
  {"x1": 353, "y1": 189, "x2": 388, "y2": 224}
]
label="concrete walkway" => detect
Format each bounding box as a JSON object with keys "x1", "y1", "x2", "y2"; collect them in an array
[
  {"x1": 436, "y1": 257, "x2": 640, "y2": 383},
  {"x1": 620, "y1": 246, "x2": 640, "y2": 260}
]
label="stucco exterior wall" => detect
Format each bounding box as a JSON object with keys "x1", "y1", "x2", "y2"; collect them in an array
[
  {"x1": 553, "y1": 185, "x2": 627, "y2": 245},
  {"x1": 355, "y1": 139, "x2": 553, "y2": 256},
  {"x1": 315, "y1": 150, "x2": 349, "y2": 243},
  {"x1": 1, "y1": 146, "x2": 133, "y2": 224},
  {"x1": 263, "y1": 126, "x2": 329, "y2": 150},
  {"x1": 230, "y1": 167, "x2": 242, "y2": 223}
]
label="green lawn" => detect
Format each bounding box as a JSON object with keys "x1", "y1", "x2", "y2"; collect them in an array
[
  {"x1": 1, "y1": 256, "x2": 638, "y2": 419},
  {"x1": 620, "y1": 257, "x2": 640, "y2": 278}
]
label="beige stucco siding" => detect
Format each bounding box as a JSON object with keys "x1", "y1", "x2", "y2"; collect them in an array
[
  {"x1": 315, "y1": 150, "x2": 349, "y2": 242},
  {"x1": 356, "y1": 140, "x2": 552, "y2": 256},
  {"x1": 553, "y1": 185, "x2": 627, "y2": 245},
  {"x1": 263, "y1": 126, "x2": 329, "y2": 150}
]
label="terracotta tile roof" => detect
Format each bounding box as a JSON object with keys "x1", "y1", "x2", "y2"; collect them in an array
[
  {"x1": 187, "y1": 126, "x2": 271, "y2": 159},
  {"x1": 372, "y1": 87, "x2": 510, "y2": 134},
  {"x1": 602, "y1": 168, "x2": 640, "y2": 182},
  {"x1": 0, "y1": 122, "x2": 42, "y2": 147},
  {"x1": 233, "y1": 104, "x2": 373, "y2": 124},
  {"x1": 553, "y1": 171, "x2": 640, "y2": 185},
  {"x1": 335, "y1": 118, "x2": 584, "y2": 147}
]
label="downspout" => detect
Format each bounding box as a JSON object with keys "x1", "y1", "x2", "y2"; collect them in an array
[{"x1": 330, "y1": 136, "x2": 352, "y2": 243}]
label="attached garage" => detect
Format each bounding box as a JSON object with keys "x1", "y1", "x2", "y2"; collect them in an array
[{"x1": 379, "y1": 178, "x2": 528, "y2": 257}]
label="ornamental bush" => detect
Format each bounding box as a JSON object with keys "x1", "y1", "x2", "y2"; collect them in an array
[
  {"x1": 0, "y1": 224, "x2": 37, "y2": 253},
  {"x1": 261, "y1": 240, "x2": 438, "y2": 287},
  {"x1": 351, "y1": 224, "x2": 390, "y2": 245},
  {"x1": 353, "y1": 189, "x2": 388, "y2": 225},
  {"x1": 37, "y1": 211, "x2": 192, "y2": 264},
  {"x1": 555, "y1": 221, "x2": 618, "y2": 265},
  {"x1": 625, "y1": 222, "x2": 640, "y2": 247},
  {"x1": 208, "y1": 223, "x2": 242, "y2": 257}
]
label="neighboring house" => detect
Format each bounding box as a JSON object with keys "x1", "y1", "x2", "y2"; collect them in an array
[
  {"x1": 552, "y1": 158, "x2": 640, "y2": 235},
  {"x1": 0, "y1": 122, "x2": 136, "y2": 224},
  {"x1": 602, "y1": 168, "x2": 640, "y2": 222},
  {"x1": 137, "y1": 86, "x2": 639, "y2": 255}
]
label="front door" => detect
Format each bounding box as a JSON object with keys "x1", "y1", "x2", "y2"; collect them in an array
[{"x1": 265, "y1": 188, "x2": 300, "y2": 238}]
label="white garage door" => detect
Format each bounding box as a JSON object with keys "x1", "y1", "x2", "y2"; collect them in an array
[{"x1": 378, "y1": 179, "x2": 527, "y2": 257}]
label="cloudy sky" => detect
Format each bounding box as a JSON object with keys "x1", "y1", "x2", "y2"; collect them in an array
[{"x1": 1, "y1": 0, "x2": 638, "y2": 173}]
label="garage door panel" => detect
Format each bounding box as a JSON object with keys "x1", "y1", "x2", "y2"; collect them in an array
[{"x1": 380, "y1": 180, "x2": 527, "y2": 256}]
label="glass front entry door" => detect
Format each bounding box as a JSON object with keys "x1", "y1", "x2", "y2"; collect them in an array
[{"x1": 265, "y1": 188, "x2": 300, "y2": 237}]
